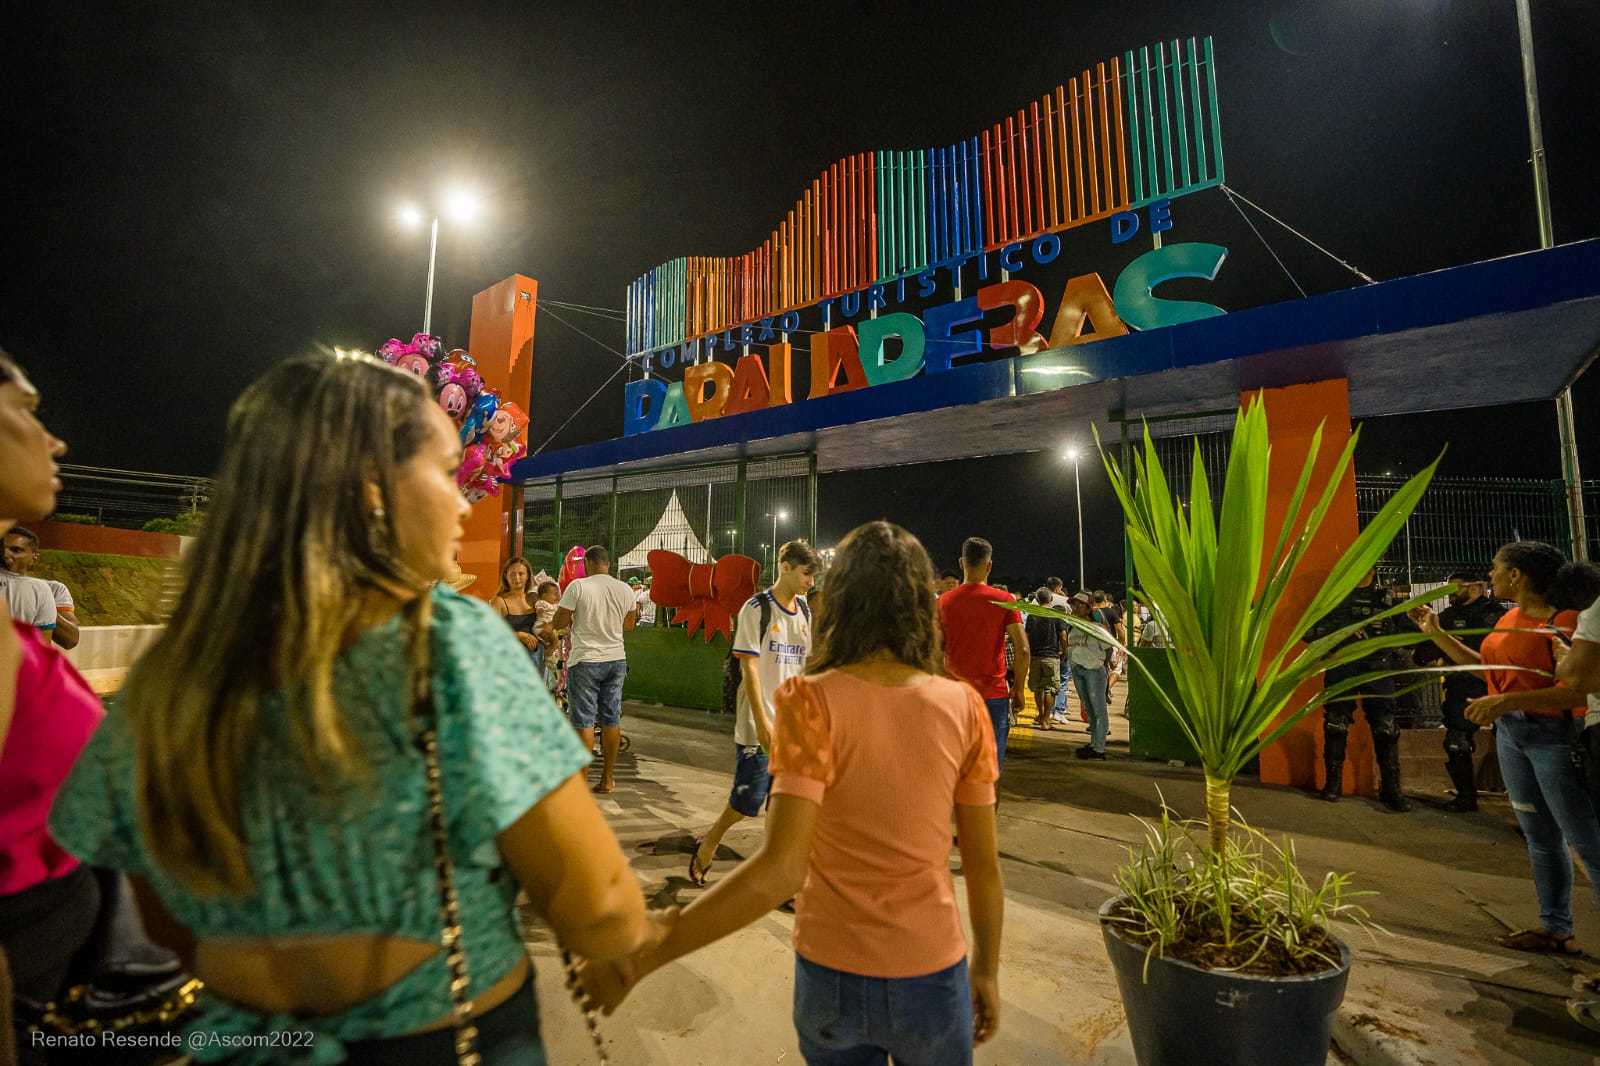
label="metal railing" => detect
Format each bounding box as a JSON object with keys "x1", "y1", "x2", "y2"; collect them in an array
[{"x1": 49, "y1": 464, "x2": 213, "y2": 530}]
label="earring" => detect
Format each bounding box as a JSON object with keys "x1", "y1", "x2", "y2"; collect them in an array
[{"x1": 371, "y1": 506, "x2": 386, "y2": 519}]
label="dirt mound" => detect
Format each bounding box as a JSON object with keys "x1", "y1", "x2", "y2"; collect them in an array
[{"x1": 32, "y1": 550, "x2": 174, "y2": 626}]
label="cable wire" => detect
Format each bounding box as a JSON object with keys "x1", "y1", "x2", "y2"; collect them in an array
[
  {"x1": 1220, "y1": 184, "x2": 1376, "y2": 284},
  {"x1": 1222, "y1": 186, "x2": 1306, "y2": 298}
]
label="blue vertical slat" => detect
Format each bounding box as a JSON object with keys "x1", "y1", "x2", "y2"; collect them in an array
[{"x1": 966, "y1": 133, "x2": 979, "y2": 252}]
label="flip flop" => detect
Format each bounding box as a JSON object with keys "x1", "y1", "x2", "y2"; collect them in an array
[
  {"x1": 593, "y1": 781, "x2": 615, "y2": 795},
  {"x1": 688, "y1": 839, "x2": 712, "y2": 886},
  {"x1": 1496, "y1": 928, "x2": 1580, "y2": 955}
]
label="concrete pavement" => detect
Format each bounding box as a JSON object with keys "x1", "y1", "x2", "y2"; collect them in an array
[{"x1": 526, "y1": 696, "x2": 1600, "y2": 1064}]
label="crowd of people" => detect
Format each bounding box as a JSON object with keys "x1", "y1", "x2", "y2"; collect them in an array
[{"x1": 4, "y1": 343, "x2": 1600, "y2": 1064}]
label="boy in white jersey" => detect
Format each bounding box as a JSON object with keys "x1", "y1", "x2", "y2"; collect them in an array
[{"x1": 689, "y1": 540, "x2": 820, "y2": 885}]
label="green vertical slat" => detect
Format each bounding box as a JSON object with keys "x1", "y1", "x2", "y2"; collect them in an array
[
  {"x1": 914, "y1": 151, "x2": 926, "y2": 270},
  {"x1": 1141, "y1": 46, "x2": 1159, "y2": 200},
  {"x1": 876, "y1": 150, "x2": 888, "y2": 281},
  {"x1": 1171, "y1": 38, "x2": 1192, "y2": 189},
  {"x1": 1205, "y1": 36, "x2": 1225, "y2": 183},
  {"x1": 887, "y1": 151, "x2": 899, "y2": 277},
  {"x1": 1124, "y1": 51, "x2": 1145, "y2": 205},
  {"x1": 902, "y1": 154, "x2": 915, "y2": 280},
  {"x1": 1156, "y1": 41, "x2": 1174, "y2": 196},
  {"x1": 1187, "y1": 37, "x2": 1208, "y2": 182}
]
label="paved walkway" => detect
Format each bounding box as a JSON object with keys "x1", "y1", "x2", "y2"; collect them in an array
[{"x1": 526, "y1": 697, "x2": 1600, "y2": 1064}]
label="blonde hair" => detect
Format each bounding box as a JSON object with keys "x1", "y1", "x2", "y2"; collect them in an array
[{"x1": 122, "y1": 353, "x2": 438, "y2": 896}]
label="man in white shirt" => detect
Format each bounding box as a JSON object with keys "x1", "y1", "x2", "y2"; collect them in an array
[
  {"x1": 1045, "y1": 577, "x2": 1074, "y2": 723},
  {"x1": 633, "y1": 578, "x2": 657, "y2": 626},
  {"x1": 0, "y1": 564, "x2": 56, "y2": 642},
  {"x1": 553, "y1": 544, "x2": 641, "y2": 793},
  {"x1": 1557, "y1": 597, "x2": 1600, "y2": 1031},
  {"x1": 4, "y1": 526, "x2": 77, "y2": 648},
  {"x1": 688, "y1": 540, "x2": 819, "y2": 885}
]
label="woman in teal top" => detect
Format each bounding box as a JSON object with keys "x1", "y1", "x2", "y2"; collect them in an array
[{"x1": 49, "y1": 354, "x2": 670, "y2": 1064}]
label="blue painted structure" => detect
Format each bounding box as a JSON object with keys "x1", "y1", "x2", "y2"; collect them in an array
[{"x1": 515, "y1": 240, "x2": 1600, "y2": 482}]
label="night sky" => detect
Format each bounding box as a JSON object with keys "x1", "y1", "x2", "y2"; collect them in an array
[{"x1": 3, "y1": 1, "x2": 1597, "y2": 585}]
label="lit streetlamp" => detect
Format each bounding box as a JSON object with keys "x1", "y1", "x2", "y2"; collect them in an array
[
  {"x1": 1063, "y1": 448, "x2": 1084, "y2": 591},
  {"x1": 396, "y1": 188, "x2": 482, "y2": 336}
]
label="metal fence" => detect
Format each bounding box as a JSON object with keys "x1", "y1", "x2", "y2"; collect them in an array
[
  {"x1": 1355, "y1": 475, "x2": 1587, "y2": 585},
  {"x1": 49, "y1": 464, "x2": 212, "y2": 530},
  {"x1": 520, "y1": 454, "x2": 816, "y2": 586},
  {"x1": 1116, "y1": 417, "x2": 1598, "y2": 580}
]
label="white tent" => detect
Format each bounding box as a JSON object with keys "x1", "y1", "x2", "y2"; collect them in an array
[{"x1": 617, "y1": 490, "x2": 710, "y2": 568}]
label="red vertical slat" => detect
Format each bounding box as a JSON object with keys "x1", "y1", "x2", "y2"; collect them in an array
[
  {"x1": 1017, "y1": 108, "x2": 1032, "y2": 236},
  {"x1": 1005, "y1": 116, "x2": 1020, "y2": 246},
  {"x1": 981, "y1": 129, "x2": 996, "y2": 251}
]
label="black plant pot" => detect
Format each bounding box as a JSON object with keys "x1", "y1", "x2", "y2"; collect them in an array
[{"x1": 1099, "y1": 897, "x2": 1351, "y2": 1066}]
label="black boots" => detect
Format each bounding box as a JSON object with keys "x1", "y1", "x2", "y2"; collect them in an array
[
  {"x1": 1317, "y1": 734, "x2": 1410, "y2": 811},
  {"x1": 1445, "y1": 752, "x2": 1478, "y2": 812},
  {"x1": 1375, "y1": 735, "x2": 1411, "y2": 813},
  {"x1": 1318, "y1": 733, "x2": 1346, "y2": 802}
]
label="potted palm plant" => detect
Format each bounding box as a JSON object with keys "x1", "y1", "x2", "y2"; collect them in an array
[{"x1": 1010, "y1": 397, "x2": 1443, "y2": 1066}]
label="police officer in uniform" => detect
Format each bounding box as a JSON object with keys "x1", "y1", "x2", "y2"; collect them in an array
[
  {"x1": 1307, "y1": 569, "x2": 1412, "y2": 812},
  {"x1": 1412, "y1": 571, "x2": 1506, "y2": 812}
]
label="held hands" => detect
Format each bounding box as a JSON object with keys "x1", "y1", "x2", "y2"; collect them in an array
[
  {"x1": 971, "y1": 969, "x2": 1001, "y2": 1046},
  {"x1": 577, "y1": 906, "x2": 680, "y2": 1015}
]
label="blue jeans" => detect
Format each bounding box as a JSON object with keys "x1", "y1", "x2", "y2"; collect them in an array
[
  {"x1": 793, "y1": 955, "x2": 972, "y2": 1066},
  {"x1": 1073, "y1": 665, "x2": 1109, "y2": 752},
  {"x1": 567, "y1": 659, "x2": 627, "y2": 729},
  {"x1": 1496, "y1": 714, "x2": 1600, "y2": 936},
  {"x1": 983, "y1": 696, "x2": 1010, "y2": 773},
  {"x1": 1052, "y1": 662, "x2": 1072, "y2": 718}
]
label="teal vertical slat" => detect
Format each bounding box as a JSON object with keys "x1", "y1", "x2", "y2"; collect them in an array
[
  {"x1": 1205, "y1": 36, "x2": 1225, "y2": 183},
  {"x1": 1155, "y1": 41, "x2": 1174, "y2": 196},
  {"x1": 1187, "y1": 37, "x2": 1208, "y2": 182},
  {"x1": 1140, "y1": 46, "x2": 1159, "y2": 201},
  {"x1": 902, "y1": 149, "x2": 915, "y2": 273},
  {"x1": 883, "y1": 151, "x2": 896, "y2": 281},
  {"x1": 1171, "y1": 38, "x2": 1192, "y2": 189},
  {"x1": 914, "y1": 150, "x2": 926, "y2": 270},
  {"x1": 1124, "y1": 51, "x2": 1145, "y2": 205}
]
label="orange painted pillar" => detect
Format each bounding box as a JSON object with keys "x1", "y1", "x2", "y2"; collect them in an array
[
  {"x1": 1252, "y1": 379, "x2": 1375, "y2": 798},
  {"x1": 459, "y1": 275, "x2": 539, "y2": 600}
]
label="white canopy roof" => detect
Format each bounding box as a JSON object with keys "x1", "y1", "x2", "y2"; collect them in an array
[{"x1": 617, "y1": 490, "x2": 710, "y2": 569}]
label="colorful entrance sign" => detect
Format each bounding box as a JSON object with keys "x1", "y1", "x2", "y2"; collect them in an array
[{"x1": 623, "y1": 38, "x2": 1226, "y2": 436}]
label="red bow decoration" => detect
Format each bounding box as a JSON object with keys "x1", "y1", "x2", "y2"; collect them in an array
[{"x1": 647, "y1": 550, "x2": 760, "y2": 642}]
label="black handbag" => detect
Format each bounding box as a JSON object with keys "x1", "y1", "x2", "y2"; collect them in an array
[
  {"x1": 14, "y1": 868, "x2": 201, "y2": 1048},
  {"x1": 1564, "y1": 709, "x2": 1600, "y2": 821}
]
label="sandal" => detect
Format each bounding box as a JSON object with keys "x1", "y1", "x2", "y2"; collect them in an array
[
  {"x1": 1496, "y1": 928, "x2": 1580, "y2": 955},
  {"x1": 688, "y1": 839, "x2": 712, "y2": 886}
]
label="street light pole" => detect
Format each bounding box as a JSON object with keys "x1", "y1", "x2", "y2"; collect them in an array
[
  {"x1": 423, "y1": 216, "x2": 439, "y2": 336},
  {"x1": 1066, "y1": 449, "x2": 1085, "y2": 590},
  {"x1": 1513, "y1": 0, "x2": 1586, "y2": 560}
]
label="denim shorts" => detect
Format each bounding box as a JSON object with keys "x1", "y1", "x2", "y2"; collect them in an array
[
  {"x1": 566, "y1": 659, "x2": 626, "y2": 729},
  {"x1": 728, "y1": 744, "x2": 773, "y2": 817},
  {"x1": 793, "y1": 954, "x2": 972, "y2": 1066}
]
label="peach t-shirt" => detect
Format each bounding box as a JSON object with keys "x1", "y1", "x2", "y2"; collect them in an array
[{"x1": 769, "y1": 670, "x2": 998, "y2": 978}]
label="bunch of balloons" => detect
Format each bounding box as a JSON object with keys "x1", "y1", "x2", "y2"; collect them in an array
[{"x1": 376, "y1": 333, "x2": 528, "y2": 503}]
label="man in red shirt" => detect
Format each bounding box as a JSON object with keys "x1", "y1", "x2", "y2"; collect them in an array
[{"x1": 938, "y1": 537, "x2": 1028, "y2": 773}]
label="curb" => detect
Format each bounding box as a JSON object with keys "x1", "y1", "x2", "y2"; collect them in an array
[{"x1": 1332, "y1": 1009, "x2": 1435, "y2": 1066}]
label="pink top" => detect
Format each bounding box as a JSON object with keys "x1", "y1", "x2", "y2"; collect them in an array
[
  {"x1": 0, "y1": 619, "x2": 104, "y2": 894},
  {"x1": 769, "y1": 670, "x2": 998, "y2": 978}
]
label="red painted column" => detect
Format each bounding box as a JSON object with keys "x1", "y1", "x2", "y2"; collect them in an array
[
  {"x1": 1252, "y1": 379, "x2": 1376, "y2": 797},
  {"x1": 461, "y1": 275, "x2": 538, "y2": 600}
]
